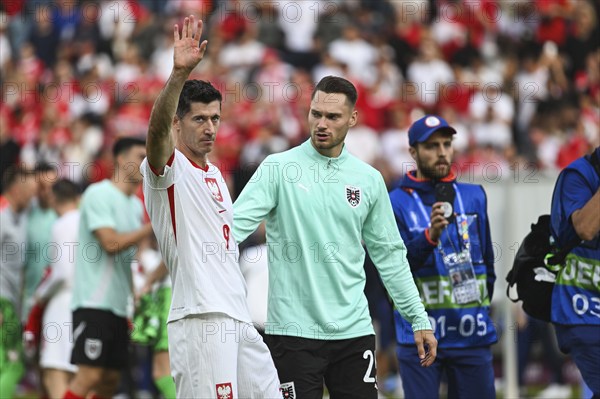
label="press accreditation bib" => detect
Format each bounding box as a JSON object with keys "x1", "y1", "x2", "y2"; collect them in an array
[{"x1": 412, "y1": 184, "x2": 481, "y2": 305}]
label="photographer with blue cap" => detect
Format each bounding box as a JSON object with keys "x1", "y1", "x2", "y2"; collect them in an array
[{"x1": 389, "y1": 115, "x2": 497, "y2": 398}]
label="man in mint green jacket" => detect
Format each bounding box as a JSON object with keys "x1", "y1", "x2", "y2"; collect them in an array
[{"x1": 234, "y1": 76, "x2": 436, "y2": 398}]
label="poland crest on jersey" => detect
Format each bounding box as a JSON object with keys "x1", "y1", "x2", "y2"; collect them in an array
[
  {"x1": 346, "y1": 185, "x2": 361, "y2": 208},
  {"x1": 216, "y1": 382, "x2": 232, "y2": 399},
  {"x1": 205, "y1": 177, "x2": 224, "y2": 202}
]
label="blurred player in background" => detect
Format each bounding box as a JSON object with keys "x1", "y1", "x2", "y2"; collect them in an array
[
  {"x1": 233, "y1": 75, "x2": 436, "y2": 398},
  {"x1": 64, "y1": 137, "x2": 153, "y2": 399},
  {"x1": 0, "y1": 166, "x2": 37, "y2": 398},
  {"x1": 21, "y1": 162, "x2": 58, "y2": 399},
  {"x1": 237, "y1": 223, "x2": 270, "y2": 333},
  {"x1": 389, "y1": 115, "x2": 497, "y2": 398},
  {"x1": 141, "y1": 15, "x2": 280, "y2": 398},
  {"x1": 22, "y1": 163, "x2": 58, "y2": 322},
  {"x1": 131, "y1": 237, "x2": 176, "y2": 399},
  {"x1": 549, "y1": 146, "x2": 600, "y2": 398},
  {"x1": 24, "y1": 178, "x2": 81, "y2": 398}
]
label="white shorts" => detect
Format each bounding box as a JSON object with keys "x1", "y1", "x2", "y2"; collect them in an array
[
  {"x1": 167, "y1": 313, "x2": 281, "y2": 399},
  {"x1": 39, "y1": 290, "x2": 77, "y2": 373}
]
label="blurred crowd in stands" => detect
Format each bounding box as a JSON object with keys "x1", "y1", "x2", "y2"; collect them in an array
[{"x1": 1, "y1": 0, "x2": 599, "y2": 195}]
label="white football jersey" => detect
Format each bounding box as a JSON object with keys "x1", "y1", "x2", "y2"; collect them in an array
[
  {"x1": 141, "y1": 149, "x2": 251, "y2": 323},
  {"x1": 35, "y1": 209, "x2": 80, "y2": 301}
]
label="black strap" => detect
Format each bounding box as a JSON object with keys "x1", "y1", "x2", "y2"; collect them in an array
[{"x1": 547, "y1": 239, "x2": 580, "y2": 265}]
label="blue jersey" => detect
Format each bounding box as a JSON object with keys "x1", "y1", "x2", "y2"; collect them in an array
[
  {"x1": 389, "y1": 172, "x2": 497, "y2": 348},
  {"x1": 550, "y1": 150, "x2": 600, "y2": 328}
]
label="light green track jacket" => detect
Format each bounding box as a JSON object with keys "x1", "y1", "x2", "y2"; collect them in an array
[{"x1": 234, "y1": 140, "x2": 431, "y2": 340}]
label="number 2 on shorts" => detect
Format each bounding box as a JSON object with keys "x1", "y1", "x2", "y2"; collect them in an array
[{"x1": 363, "y1": 349, "x2": 375, "y2": 383}]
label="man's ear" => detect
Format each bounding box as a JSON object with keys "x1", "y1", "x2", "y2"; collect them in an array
[
  {"x1": 349, "y1": 109, "x2": 358, "y2": 128},
  {"x1": 114, "y1": 150, "x2": 124, "y2": 169},
  {"x1": 409, "y1": 146, "x2": 417, "y2": 161},
  {"x1": 173, "y1": 115, "x2": 180, "y2": 131}
]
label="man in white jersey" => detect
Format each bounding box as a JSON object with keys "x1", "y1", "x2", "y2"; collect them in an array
[
  {"x1": 24, "y1": 179, "x2": 81, "y2": 398},
  {"x1": 141, "y1": 15, "x2": 280, "y2": 398},
  {"x1": 64, "y1": 137, "x2": 153, "y2": 399}
]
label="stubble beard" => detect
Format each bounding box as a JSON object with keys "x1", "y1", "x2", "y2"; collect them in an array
[
  {"x1": 417, "y1": 158, "x2": 450, "y2": 180},
  {"x1": 311, "y1": 131, "x2": 346, "y2": 151}
]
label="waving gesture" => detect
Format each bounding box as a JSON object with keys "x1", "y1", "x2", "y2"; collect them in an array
[
  {"x1": 147, "y1": 14, "x2": 210, "y2": 173},
  {"x1": 173, "y1": 15, "x2": 208, "y2": 72}
]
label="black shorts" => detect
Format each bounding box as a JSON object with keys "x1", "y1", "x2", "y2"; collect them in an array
[
  {"x1": 264, "y1": 334, "x2": 377, "y2": 399},
  {"x1": 71, "y1": 308, "x2": 129, "y2": 369}
]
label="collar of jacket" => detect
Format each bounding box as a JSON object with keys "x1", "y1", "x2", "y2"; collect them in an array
[
  {"x1": 300, "y1": 139, "x2": 349, "y2": 168},
  {"x1": 398, "y1": 170, "x2": 457, "y2": 205}
]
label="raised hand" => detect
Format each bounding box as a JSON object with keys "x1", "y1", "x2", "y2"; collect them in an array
[
  {"x1": 173, "y1": 15, "x2": 208, "y2": 73},
  {"x1": 429, "y1": 202, "x2": 450, "y2": 242}
]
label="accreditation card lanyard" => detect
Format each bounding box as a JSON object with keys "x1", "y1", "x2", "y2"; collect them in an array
[
  {"x1": 411, "y1": 184, "x2": 469, "y2": 245},
  {"x1": 411, "y1": 184, "x2": 480, "y2": 304}
]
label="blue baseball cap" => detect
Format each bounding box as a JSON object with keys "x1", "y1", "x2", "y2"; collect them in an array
[{"x1": 408, "y1": 115, "x2": 456, "y2": 146}]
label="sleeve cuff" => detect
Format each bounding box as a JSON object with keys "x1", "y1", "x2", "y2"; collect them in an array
[
  {"x1": 425, "y1": 228, "x2": 439, "y2": 246},
  {"x1": 412, "y1": 320, "x2": 433, "y2": 331},
  {"x1": 148, "y1": 152, "x2": 175, "y2": 176}
]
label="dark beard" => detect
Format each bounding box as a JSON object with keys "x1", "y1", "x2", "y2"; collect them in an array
[{"x1": 417, "y1": 159, "x2": 450, "y2": 180}]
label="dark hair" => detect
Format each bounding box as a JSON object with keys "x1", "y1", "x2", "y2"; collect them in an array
[
  {"x1": 112, "y1": 137, "x2": 146, "y2": 158},
  {"x1": 176, "y1": 80, "x2": 223, "y2": 118},
  {"x1": 311, "y1": 76, "x2": 358, "y2": 107},
  {"x1": 52, "y1": 179, "x2": 81, "y2": 204},
  {"x1": 2, "y1": 165, "x2": 34, "y2": 191}
]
